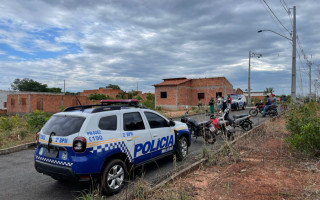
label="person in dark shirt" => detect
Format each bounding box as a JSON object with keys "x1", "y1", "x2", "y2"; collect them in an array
[
  {"x1": 262, "y1": 95, "x2": 271, "y2": 117},
  {"x1": 209, "y1": 97, "x2": 215, "y2": 114}
]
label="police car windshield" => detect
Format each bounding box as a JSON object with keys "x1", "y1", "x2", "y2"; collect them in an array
[
  {"x1": 42, "y1": 116, "x2": 85, "y2": 136},
  {"x1": 230, "y1": 94, "x2": 238, "y2": 99}
]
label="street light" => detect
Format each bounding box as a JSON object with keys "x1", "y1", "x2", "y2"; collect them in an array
[
  {"x1": 257, "y1": 30, "x2": 292, "y2": 41},
  {"x1": 257, "y1": 6, "x2": 296, "y2": 102}
]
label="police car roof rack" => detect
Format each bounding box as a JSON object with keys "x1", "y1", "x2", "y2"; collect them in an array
[
  {"x1": 64, "y1": 104, "x2": 101, "y2": 112},
  {"x1": 100, "y1": 99, "x2": 139, "y2": 106}
]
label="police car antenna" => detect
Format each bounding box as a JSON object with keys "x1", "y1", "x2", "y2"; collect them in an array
[{"x1": 75, "y1": 95, "x2": 82, "y2": 107}]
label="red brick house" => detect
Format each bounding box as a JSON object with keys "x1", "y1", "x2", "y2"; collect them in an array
[
  {"x1": 235, "y1": 88, "x2": 244, "y2": 94},
  {"x1": 154, "y1": 77, "x2": 233, "y2": 110}
]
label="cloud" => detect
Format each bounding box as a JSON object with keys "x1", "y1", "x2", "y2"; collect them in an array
[{"x1": 0, "y1": 0, "x2": 318, "y2": 96}]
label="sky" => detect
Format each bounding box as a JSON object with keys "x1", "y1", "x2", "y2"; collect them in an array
[{"x1": 0, "y1": 0, "x2": 319, "y2": 96}]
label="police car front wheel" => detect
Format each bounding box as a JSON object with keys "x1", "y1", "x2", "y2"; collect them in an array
[
  {"x1": 101, "y1": 159, "x2": 128, "y2": 195},
  {"x1": 176, "y1": 137, "x2": 188, "y2": 161}
]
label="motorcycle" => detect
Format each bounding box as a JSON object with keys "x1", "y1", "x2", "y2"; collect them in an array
[
  {"x1": 181, "y1": 111, "x2": 216, "y2": 144},
  {"x1": 210, "y1": 108, "x2": 253, "y2": 139},
  {"x1": 210, "y1": 114, "x2": 234, "y2": 140},
  {"x1": 249, "y1": 103, "x2": 278, "y2": 117}
]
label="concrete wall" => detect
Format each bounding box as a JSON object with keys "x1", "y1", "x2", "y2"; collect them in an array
[{"x1": 0, "y1": 90, "x2": 12, "y2": 111}]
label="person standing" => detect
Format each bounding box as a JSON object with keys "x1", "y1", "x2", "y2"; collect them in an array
[
  {"x1": 217, "y1": 96, "x2": 222, "y2": 111},
  {"x1": 209, "y1": 97, "x2": 215, "y2": 114},
  {"x1": 271, "y1": 94, "x2": 277, "y2": 106},
  {"x1": 198, "y1": 99, "x2": 202, "y2": 110},
  {"x1": 262, "y1": 95, "x2": 272, "y2": 117},
  {"x1": 227, "y1": 95, "x2": 232, "y2": 112}
]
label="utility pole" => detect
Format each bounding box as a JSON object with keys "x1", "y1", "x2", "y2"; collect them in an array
[
  {"x1": 308, "y1": 61, "x2": 312, "y2": 101},
  {"x1": 248, "y1": 51, "x2": 251, "y2": 106},
  {"x1": 248, "y1": 51, "x2": 262, "y2": 106},
  {"x1": 291, "y1": 6, "x2": 297, "y2": 102},
  {"x1": 316, "y1": 79, "x2": 319, "y2": 102}
]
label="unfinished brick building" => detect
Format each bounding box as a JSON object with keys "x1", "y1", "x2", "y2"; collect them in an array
[
  {"x1": 6, "y1": 92, "x2": 98, "y2": 115},
  {"x1": 154, "y1": 77, "x2": 234, "y2": 110}
]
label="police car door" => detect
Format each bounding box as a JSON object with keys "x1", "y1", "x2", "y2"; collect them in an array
[
  {"x1": 143, "y1": 111, "x2": 174, "y2": 159},
  {"x1": 122, "y1": 111, "x2": 152, "y2": 164}
]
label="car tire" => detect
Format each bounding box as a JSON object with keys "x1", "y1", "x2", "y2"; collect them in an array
[
  {"x1": 242, "y1": 103, "x2": 246, "y2": 110},
  {"x1": 176, "y1": 136, "x2": 188, "y2": 161},
  {"x1": 101, "y1": 159, "x2": 128, "y2": 196}
]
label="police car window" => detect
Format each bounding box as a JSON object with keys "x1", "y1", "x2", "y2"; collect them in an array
[
  {"x1": 144, "y1": 112, "x2": 169, "y2": 129},
  {"x1": 42, "y1": 116, "x2": 85, "y2": 136},
  {"x1": 123, "y1": 112, "x2": 145, "y2": 131},
  {"x1": 99, "y1": 115, "x2": 117, "y2": 130}
]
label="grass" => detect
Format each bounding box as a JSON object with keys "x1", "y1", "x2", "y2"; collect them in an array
[
  {"x1": 0, "y1": 115, "x2": 35, "y2": 149},
  {"x1": 0, "y1": 111, "x2": 50, "y2": 149}
]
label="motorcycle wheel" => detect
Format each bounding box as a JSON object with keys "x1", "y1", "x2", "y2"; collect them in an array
[
  {"x1": 204, "y1": 130, "x2": 216, "y2": 144},
  {"x1": 241, "y1": 121, "x2": 252, "y2": 131},
  {"x1": 249, "y1": 109, "x2": 258, "y2": 117},
  {"x1": 227, "y1": 131, "x2": 234, "y2": 141}
]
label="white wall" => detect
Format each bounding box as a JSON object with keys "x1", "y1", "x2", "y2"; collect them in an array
[{"x1": 0, "y1": 90, "x2": 12, "y2": 110}]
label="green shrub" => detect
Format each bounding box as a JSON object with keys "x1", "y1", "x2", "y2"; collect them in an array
[
  {"x1": 25, "y1": 110, "x2": 52, "y2": 131},
  {"x1": 285, "y1": 102, "x2": 320, "y2": 157},
  {"x1": 0, "y1": 116, "x2": 18, "y2": 131},
  {"x1": 142, "y1": 93, "x2": 155, "y2": 109},
  {"x1": 88, "y1": 93, "x2": 111, "y2": 100}
]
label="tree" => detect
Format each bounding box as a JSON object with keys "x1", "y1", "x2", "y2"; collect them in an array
[
  {"x1": 127, "y1": 91, "x2": 139, "y2": 99},
  {"x1": 142, "y1": 93, "x2": 155, "y2": 109},
  {"x1": 263, "y1": 87, "x2": 274, "y2": 95},
  {"x1": 11, "y1": 78, "x2": 48, "y2": 92},
  {"x1": 106, "y1": 84, "x2": 121, "y2": 90},
  {"x1": 116, "y1": 91, "x2": 127, "y2": 99},
  {"x1": 47, "y1": 87, "x2": 62, "y2": 93},
  {"x1": 88, "y1": 93, "x2": 111, "y2": 100},
  {"x1": 135, "y1": 96, "x2": 143, "y2": 101}
]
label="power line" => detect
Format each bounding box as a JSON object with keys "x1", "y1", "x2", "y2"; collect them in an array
[
  {"x1": 280, "y1": 0, "x2": 288, "y2": 13},
  {"x1": 260, "y1": 0, "x2": 288, "y2": 37},
  {"x1": 262, "y1": 0, "x2": 291, "y2": 34}
]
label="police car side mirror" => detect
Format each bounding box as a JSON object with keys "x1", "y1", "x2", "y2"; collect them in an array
[{"x1": 169, "y1": 120, "x2": 175, "y2": 127}]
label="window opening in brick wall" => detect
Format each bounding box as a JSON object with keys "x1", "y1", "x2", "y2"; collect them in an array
[
  {"x1": 198, "y1": 93, "x2": 205, "y2": 99},
  {"x1": 160, "y1": 92, "x2": 167, "y2": 98},
  {"x1": 3, "y1": 102, "x2": 7, "y2": 108},
  {"x1": 216, "y1": 92, "x2": 222, "y2": 98},
  {"x1": 21, "y1": 98, "x2": 26, "y2": 106}
]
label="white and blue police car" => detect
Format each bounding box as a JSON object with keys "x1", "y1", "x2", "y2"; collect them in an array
[{"x1": 34, "y1": 99, "x2": 191, "y2": 195}]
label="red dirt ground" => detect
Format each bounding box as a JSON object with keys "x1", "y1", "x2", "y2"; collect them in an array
[{"x1": 148, "y1": 119, "x2": 320, "y2": 200}]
